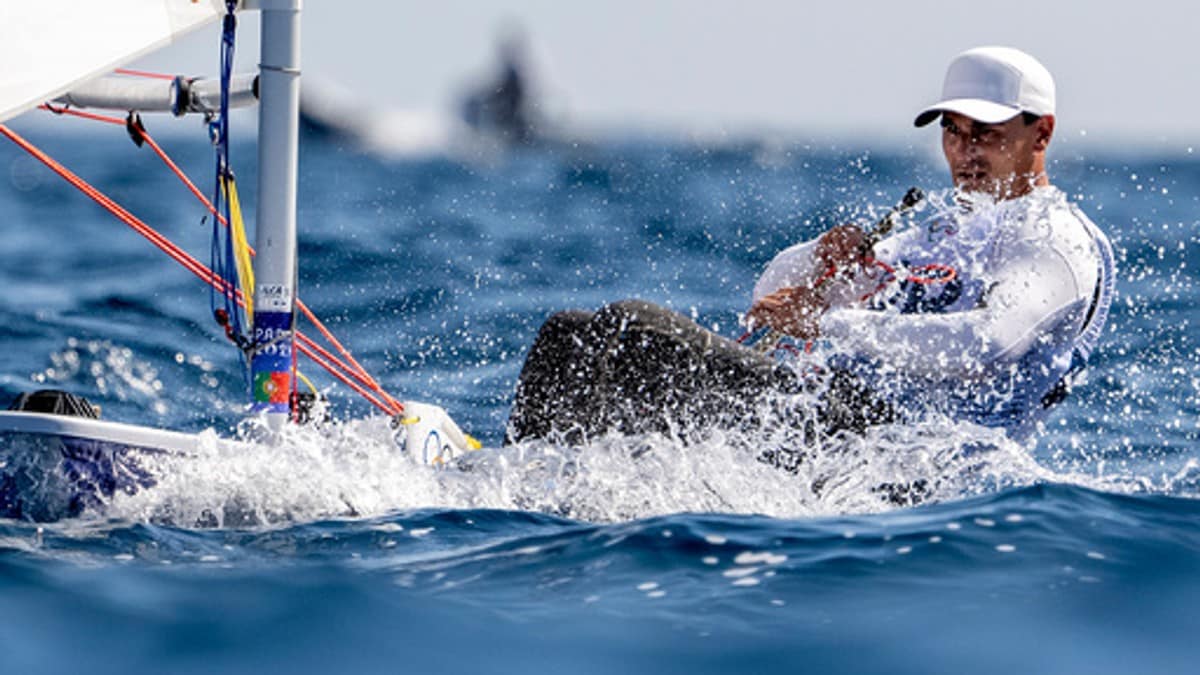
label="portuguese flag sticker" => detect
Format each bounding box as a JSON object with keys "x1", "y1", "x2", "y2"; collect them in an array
[{"x1": 254, "y1": 370, "x2": 292, "y2": 405}]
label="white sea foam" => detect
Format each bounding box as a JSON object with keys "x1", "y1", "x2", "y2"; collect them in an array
[
  {"x1": 83, "y1": 341, "x2": 1181, "y2": 528},
  {"x1": 96, "y1": 402, "x2": 1059, "y2": 527}
]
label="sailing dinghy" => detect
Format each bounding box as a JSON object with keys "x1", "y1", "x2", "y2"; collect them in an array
[{"x1": 0, "y1": 1, "x2": 477, "y2": 521}]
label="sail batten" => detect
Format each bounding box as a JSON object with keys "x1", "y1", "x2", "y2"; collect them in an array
[{"x1": 0, "y1": 0, "x2": 228, "y2": 124}]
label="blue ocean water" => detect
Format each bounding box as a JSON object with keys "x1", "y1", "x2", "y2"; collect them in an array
[{"x1": 1, "y1": 114, "x2": 1199, "y2": 673}]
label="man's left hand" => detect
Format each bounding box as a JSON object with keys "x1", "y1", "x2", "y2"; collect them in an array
[
  {"x1": 815, "y1": 224, "x2": 872, "y2": 274},
  {"x1": 745, "y1": 285, "x2": 828, "y2": 340}
]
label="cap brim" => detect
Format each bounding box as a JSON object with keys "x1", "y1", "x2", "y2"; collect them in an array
[{"x1": 913, "y1": 98, "x2": 1023, "y2": 127}]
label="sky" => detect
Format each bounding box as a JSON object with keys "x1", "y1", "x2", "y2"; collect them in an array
[{"x1": 134, "y1": 0, "x2": 1199, "y2": 150}]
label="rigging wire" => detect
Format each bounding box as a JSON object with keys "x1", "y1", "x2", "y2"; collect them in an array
[
  {"x1": 37, "y1": 105, "x2": 403, "y2": 414},
  {"x1": 113, "y1": 68, "x2": 176, "y2": 81},
  {"x1": 11, "y1": 1, "x2": 406, "y2": 420},
  {"x1": 208, "y1": 2, "x2": 250, "y2": 372},
  {"x1": 1, "y1": 118, "x2": 404, "y2": 418}
]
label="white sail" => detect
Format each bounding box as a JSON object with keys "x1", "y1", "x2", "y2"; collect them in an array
[{"x1": 0, "y1": 0, "x2": 228, "y2": 124}]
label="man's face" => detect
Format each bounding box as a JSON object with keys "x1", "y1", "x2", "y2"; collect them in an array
[{"x1": 941, "y1": 111, "x2": 1050, "y2": 198}]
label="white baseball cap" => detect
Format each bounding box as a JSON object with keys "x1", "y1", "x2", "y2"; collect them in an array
[{"x1": 914, "y1": 46, "x2": 1055, "y2": 127}]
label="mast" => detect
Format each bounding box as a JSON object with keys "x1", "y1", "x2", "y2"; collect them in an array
[{"x1": 250, "y1": 0, "x2": 302, "y2": 429}]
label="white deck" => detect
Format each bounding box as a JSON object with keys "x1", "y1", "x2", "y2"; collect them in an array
[{"x1": 0, "y1": 411, "x2": 202, "y2": 455}]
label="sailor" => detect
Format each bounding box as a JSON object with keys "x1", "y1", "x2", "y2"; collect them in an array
[
  {"x1": 505, "y1": 46, "x2": 1114, "y2": 446},
  {"x1": 460, "y1": 28, "x2": 536, "y2": 145}
]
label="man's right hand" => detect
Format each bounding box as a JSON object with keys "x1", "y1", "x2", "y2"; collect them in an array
[{"x1": 744, "y1": 223, "x2": 870, "y2": 340}]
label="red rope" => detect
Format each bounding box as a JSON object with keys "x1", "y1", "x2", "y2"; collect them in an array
[
  {"x1": 296, "y1": 341, "x2": 394, "y2": 415},
  {"x1": 114, "y1": 68, "x2": 176, "y2": 81},
  {"x1": 134, "y1": 115, "x2": 403, "y2": 413},
  {"x1": 295, "y1": 302, "x2": 403, "y2": 412},
  {"x1": 740, "y1": 256, "x2": 959, "y2": 354},
  {"x1": 37, "y1": 106, "x2": 403, "y2": 415},
  {"x1": 0, "y1": 124, "x2": 233, "y2": 295},
  {"x1": 41, "y1": 105, "x2": 126, "y2": 125},
  {"x1": 295, "y1": 332, "x2": 398, "y2": 409},
  {"x1": 39, "y1": 108, "x2": 230, "y2": 232},
  {"x1": 0, "y1": 122, "x2": 404, "y2": 417}
]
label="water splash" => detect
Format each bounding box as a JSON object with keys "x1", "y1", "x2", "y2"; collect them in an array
[
  {"x1": 34, "y1": 339, "x2": 165, "y2": 414},
  {"x1": 91, "y1": 404, "x2": 1111, "y2": 528}
]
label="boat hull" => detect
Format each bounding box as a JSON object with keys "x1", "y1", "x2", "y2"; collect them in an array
[{"x1": 0, "y1": 412, "x2": 198, "y2": 521}]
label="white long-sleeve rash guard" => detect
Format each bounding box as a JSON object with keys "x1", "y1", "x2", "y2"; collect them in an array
[{"x1": 753, "y1": 187, "x2": 1115, "y2": 433}]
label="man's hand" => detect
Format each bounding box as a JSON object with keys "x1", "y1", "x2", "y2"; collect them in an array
[
  {"x1": 744, "y1": 224, "x2": 871, "y2": 341},
  {"x1": 815, "y1": 224, "x2": 872, "y2": 274},
  {"x1": 745, "y1": 285, "x2": 828, "y2": 340}
]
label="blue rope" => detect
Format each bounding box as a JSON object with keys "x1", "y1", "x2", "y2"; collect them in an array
[{"x1": 209, "y1": 1, "x2": 250, "y2": 376}]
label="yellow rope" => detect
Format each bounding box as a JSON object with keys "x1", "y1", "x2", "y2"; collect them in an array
[
  {"x1": 296, "y1": 370, "x2": 318, "y2": 395},
  {"x1": 224, "y1": 174, "x2": 255, "y2": 319}
]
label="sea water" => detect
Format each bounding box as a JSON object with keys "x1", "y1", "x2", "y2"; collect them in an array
[{"x1": 1, "y1": 117, "x2": 1198, "y2": 673}]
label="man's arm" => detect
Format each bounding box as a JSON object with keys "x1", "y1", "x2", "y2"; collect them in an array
[
  {"x1": 748, "y1": 225, "x2": 927, "y2": 339},
  {"x1": 820, "y1": 240, "x2": 1088, "y2": 378},
  {"x1": 751, "y1": 225, "x2": 873, "y2": 299},
  {"x1": 747, "y1": 225, "x2": 878, "y2": 338}
]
